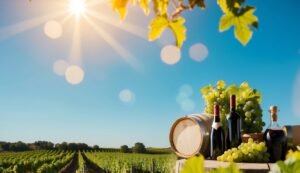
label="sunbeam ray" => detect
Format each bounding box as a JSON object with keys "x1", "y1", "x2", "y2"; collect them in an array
[
  {"x1": 86, "y1": 10, "x2": 148, "y2": 40},
  {"x1": 60, "y1": 14, "x2": 73, "y2": 25},
  {"x1": 86, "y1": 0, "x2": 107, "y2": 7},
  {"x1": 83, "y1": 15, "x2": 142, "y2": 71},
  {"x1": 0, "y1": 11, "x2": 66, "y2": 41},
  {"x1": 69, "y1": 18, "x2": 82, "y2": 65}
]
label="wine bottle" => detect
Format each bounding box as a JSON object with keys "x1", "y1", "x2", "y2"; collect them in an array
[
  {"x1": 226, "y1": 95, "x2": 242, "y2": 149},
  {"x1": 210, "y1": 104, "x2": 225, "y2": 160},
  {"x1": 264, "y1": 106, "x2": 287, "y2": 163}
]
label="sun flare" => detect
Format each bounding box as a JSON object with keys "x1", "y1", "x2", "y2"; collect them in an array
[{"x1": 69, "y1": 0, "x2": 86, "y2": 16}]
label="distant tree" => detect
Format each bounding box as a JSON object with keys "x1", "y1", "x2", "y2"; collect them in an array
[
  {"x1": 0, "y1": 141, "x2": 94, "y2": 151},
  {"x1": 120, "y1": 145, "x2": 130, "y2": 153},
  {"x1": 33, "y1": 141, "x2": 54, "y2": 150},
  {"x1": 68, "y1": 143, "x2": 78, "y2": 150},
  {"x1": 56, "y1": 142, "x2": 68, "y2": 150},
  {"x1": 77, "y1": 143, "x2": 90, "y2": 151},
  {"x1": 54, "y1": 143, "x2": 61, "y2": 150},
  {"x1": 0, "y1": 142, "x2": 10, "y2": 151},
  {"x1": 93, "y1": 145, "x2": 100, "y2": 150},
  {"x1": 133, "y1": 143, "x2": 146, "y2": 153},
  {"x1": 54, "y1": 142, "x2": 91, "y2": 151},
  {"x1": 9, "y1": 141, "x2": 29, "y2": 151}
]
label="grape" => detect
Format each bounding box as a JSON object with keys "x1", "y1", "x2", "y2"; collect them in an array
[
  {"x1": 241, "y1": 92, "x2": 247, "y2": 98},
  {"x1": 228, "y1": 157, "x2": 233, "y2": 162},
  {"x1": 245, "y1": 112, "x2": 251, "y2": 118},
  {"x1": 240, "y1": 82, "x2": 249, "y2": 88},
  {"x1": 243, "y1": 105, "x2": 251, "y2": 112},
  {"x1": 232, "y1": 153, "x2": 238, "y2": 159},
  {"x1": 246, "y1": 101, "x2": 254, "y2": 107},
  {"x1": 242, "y1": 148, "x2": 249, "y2": 155},
  {"x1": 214, "y1": 91, "x2": 220, "y2": 97},
  {"x1": 247, "y1": 147, "x2": 253, "y2": 153},
  {"x1": 250, "y1": 109, "x2": 256, "y2": 114}
]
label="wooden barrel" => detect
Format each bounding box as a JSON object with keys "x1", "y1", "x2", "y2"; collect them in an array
[
  {"x1": 169, "y1": 113, "x2": 213, "y2": 158},
  {"x1": 284, "y1": 125, "x2": 300, "y2": 149}
]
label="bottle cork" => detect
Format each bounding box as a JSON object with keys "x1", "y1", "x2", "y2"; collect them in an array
[{"x1": 269, "y1": 106, "x2": 278, "y2": 122}]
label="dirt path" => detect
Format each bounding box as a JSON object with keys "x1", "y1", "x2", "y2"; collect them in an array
[
  {"x1": 81, "y1": 153, "x2": 106, "y2": 173},
  {"x1": 59, "y1": 153, "x2": 79, "y2": 173}
]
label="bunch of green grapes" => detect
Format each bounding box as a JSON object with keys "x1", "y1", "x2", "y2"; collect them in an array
[
  {"x1": 201, "y1": 80, "x2": 265, "y2": 133},
  {"x1": 235, "y1": 82, "x2": 265, "y2": 133},
  {"x1": 217, "y1": 138, "x2": 270, "y2": 163},
  {"x1": 201, "y1": 80, "x2": 230, "y2": 128}
]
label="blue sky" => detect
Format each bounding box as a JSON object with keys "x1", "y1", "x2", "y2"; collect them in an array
[{"x1": 0, "y1": 0, "x2": 300, "y2": 147}]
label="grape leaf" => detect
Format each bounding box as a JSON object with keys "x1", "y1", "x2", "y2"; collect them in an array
[
  {"x1": 148, "y1": 15, "x2": 169, "y2": 41},
  {"x1": 234, "y1": 21, "x2": 252, "y2": 46},
  {"x1": 219, "y1": 13, "x2": 235, "y2": 32},
  {"x1": 180, "y1": 156, "x2": 205, "y2": 173},
  {"x1": 138, "y1": 0, "x2": 150, "y2": 15},
  {"x1": 234, "y1": 8, "x2": 257, "y2": 45},
  {"x1": 217, "y1": 0, "x2": 230, "y2": 13},
  {"x1": 210, "y1": 163, "x2": 242, "y2": 173},
  {"x1": 240, "y1": 6, "x2": 259, "y2": 28},
  {"x1": 218, "y1": 0, "x2": 258, "y2": 45},
  {"x1": 219, "y1": 7, "x2": 258, "y2": 45},
  {"x1": 149, "y1": 15, "x2": 186, "y2": 47},
  {"x1": 181, "y1": 156, "x2": 242, "y2": 173},
  {"x1": 169, "y1": 17, "x2": 186, "y2": 47},
  {"x1": 112, "y1": 0, "x2": 130, "y2": 20},
  {"x1": 153, "y1": 0, "x2": 169, "y2": 15}
]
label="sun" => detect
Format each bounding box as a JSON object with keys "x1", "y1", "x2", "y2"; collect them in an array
[{"x1": 69, "y1": 0, "x2": 86, "y2": 16}]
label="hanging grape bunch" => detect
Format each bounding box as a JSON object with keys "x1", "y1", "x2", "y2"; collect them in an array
[
  {"x1": 235, "y1": 82, "x2": 265, "y2": 133},
  {"x1": 200, "y1": 80, "x2": 265, "y2": 133}
]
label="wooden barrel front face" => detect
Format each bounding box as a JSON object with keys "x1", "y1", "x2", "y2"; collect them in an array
[{"x1": 170, "y1": 114, "x2": 213, "y2": 158}]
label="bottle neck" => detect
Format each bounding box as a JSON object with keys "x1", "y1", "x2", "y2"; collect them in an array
[
  {"x1": 230, "y1": 95, "x2": 236, "y2": 112},
  {"x1": 269, "y1": 113, "x2": 281, "y2": 128},
  {"x1": 214, "y1": 105, "x2": 220, "y2": 122},
  {"x1": 214, "y1": 115, "x2": 221, "y2": 123},
  {"x1": 270, "y1": 120, "x2": 279, "y2": 126}
]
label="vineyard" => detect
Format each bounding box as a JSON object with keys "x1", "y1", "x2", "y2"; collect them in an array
[{"x1": 0, "y1": 151, "x2": 176, "y2": 173}]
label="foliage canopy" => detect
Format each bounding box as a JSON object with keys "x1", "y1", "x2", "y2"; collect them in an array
[{"x1": 111, "y1": 0, "x2": 259, "y2": 47}]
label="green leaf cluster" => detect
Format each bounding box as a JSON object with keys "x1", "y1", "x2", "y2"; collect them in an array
[
  {"x1": 271, "y1": 150, "x2": 300, "y2": 173},
  {"x1": 180, "y1": 155, "x2": 242, "y2": 173},
  {"x1": 149, "y1": 15, "x2": 186, "y2": 48},
  {"x1": 109, "y1": 0, "x2": 258, "y2": 47},
  {"x1": 218, "y1": 0, "x2": 258, "y2": 45}
]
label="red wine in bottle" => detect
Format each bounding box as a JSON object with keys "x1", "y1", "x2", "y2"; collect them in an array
[
  {"x1": 226, "y1": 95, "x2": 242, "y2": 149},
  {"x1": 264, "y1": 106, "x2": 287, "y2": 163},
  {"x1": 210, "y1": 104, "x2": 225, "y2": 160}
]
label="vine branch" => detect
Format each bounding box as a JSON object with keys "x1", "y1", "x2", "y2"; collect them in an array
[{"x1": 171, "y1": 0, "x2": 197, "y2": 20}]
